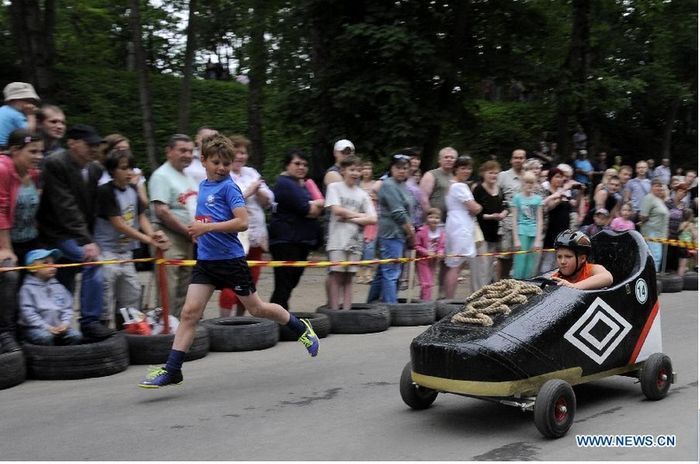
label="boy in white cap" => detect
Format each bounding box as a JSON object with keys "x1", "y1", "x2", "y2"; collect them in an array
[
  {"x1": 0, "y1": 82, "x2": 40, "y2": 147},
  {"x1": 18, "y1": 248, "x2": 82, "y2": 345},
  {"x1": 323, "y1": 138, "x2": 355, "y2": 186}
]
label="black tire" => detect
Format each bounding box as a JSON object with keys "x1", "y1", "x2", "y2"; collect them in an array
[
  {"x1": 23, "y1": 334, "x2": 129, "y2": 380},
  {"x1": 655, "y1": 278, "x2": 663, "y2": 295},
  {"x1": 534, "y1": 379, "x2": 576, "y2": 438},
  {"x1": 202, "y1": 317, "x2": 278, "y2": 352},
  {"x1": 659, "y1": 273, "x2": 683, "y2": 293},
  {"x1": 399, "y1": 361, "x2": 437, "y2": 409},
  {"x1": 683, "y1": 271, "x2": 698, "y2": 291},
  {"x1": 435, "y1": 299, "x2": 465, "y2": 320},
  {"x1": 0, "y1": 350, "x2": 26, "y2": 390},
  {"x1": 123, "y1": 325, "x2": 210, "y2": 364},
  {"x1": 385, "y1": 301, "x2": 436, "y2": 326},
  {"x1": 640, "y1": 353, "x2": 673, "y2": 400},
  {"x1": 279, "y1": 312, "x2": 331, "y2": 341},
  {"x1": 317, "y1": 304, "x2": 390, "y2": 334}
]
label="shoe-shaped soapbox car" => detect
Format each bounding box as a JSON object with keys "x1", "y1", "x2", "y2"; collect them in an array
[{"x1": 400, "y1": 230, "x2": 675, "y2": 438}]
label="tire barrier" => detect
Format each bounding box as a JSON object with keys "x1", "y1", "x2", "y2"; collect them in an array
[
  {"x1": 279, "y1": 312, "x2": 331, "y2": 341},
  {"x1": 0, "y1": 350, "x2": 26, "y2": 390},
  {"x1": 385, "y1": 300, "x2": 436, "y2": 326},
  {"x1": 682, "y1": 271, "x2": 698, "y2": 291},
  {"x1": 435, "y1": 299, "x2": 466, "y2": 320},
  {"x1": 202, "y1": 317, "x2": 278, "y2": 352},
  {"x1": 316, "y1": 304, "x2": 390, "y2": 334},
  {"x1": 23, "y1": 334, "x2": 129, "y2": 380},
  {"x1": 124, "y1": 325, "x2": 209, "y2": 364},
  {"x1": 658, "y1": 273, "x2": 684, "y2": 293}
]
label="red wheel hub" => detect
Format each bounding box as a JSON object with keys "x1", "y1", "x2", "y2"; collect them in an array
[
  {"x1": 554, "y1": 397, "x2": 568, "y2": 423},
  {"x1": 656, "y1": 368, "x2": 668, "y2": 389}
]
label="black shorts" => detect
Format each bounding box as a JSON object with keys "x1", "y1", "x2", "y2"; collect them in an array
[{"x1": 191, "y1": 258, "x2": 256, "y2": 296}]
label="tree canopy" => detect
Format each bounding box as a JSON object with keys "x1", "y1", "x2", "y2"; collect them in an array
[{"x1": 2, "y1": 0, "x2": 696, "y2": 178}]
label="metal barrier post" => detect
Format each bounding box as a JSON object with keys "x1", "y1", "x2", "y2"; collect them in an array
[{"x1": 156, "y1": 249, "x2": 170, "y2": 335}]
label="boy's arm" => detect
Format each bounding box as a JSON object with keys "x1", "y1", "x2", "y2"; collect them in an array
[
  {"x1": 574, "y1": 264, "x2": 613, "y2": 290},
  {"x1": 19, "y1": 286, "x2": 49, "y2": 329},
  {"x1": 511, "y1": 206, "x2": 520, "y2": 248},
  {"x1": 189, "y1": 206, "x2": 249, "y2": 239},
  {"x1": 534, "y1": 205, "x2": 543, "y2": 248}
]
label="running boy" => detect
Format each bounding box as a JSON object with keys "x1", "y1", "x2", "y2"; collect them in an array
[
  {"x1": 551, "y1": 229, "x2": 613, "y2": 290},
  {"x1": 139, "y1": 135, "x2": 319, "y2": 388},
  {"x1": 325, "y1": 155, "x2": 377, "y2": 310}
]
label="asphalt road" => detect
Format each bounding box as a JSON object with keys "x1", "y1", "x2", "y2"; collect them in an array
[{"x1": 0, "y1": 290, "x2": 697, "y2": 461}]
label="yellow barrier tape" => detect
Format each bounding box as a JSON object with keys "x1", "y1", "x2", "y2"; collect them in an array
[{"x1": 0, "y1": 235, "x2": 695, "y2": 272}]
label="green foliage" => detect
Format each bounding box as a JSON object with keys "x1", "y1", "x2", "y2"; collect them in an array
[{"x1": 52, "y1": 65, "x2": 250, "y2": 176}]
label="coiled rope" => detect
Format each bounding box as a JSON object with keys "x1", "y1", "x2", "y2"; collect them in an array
[{"x1": 451, "y1": 279, "x2": 543, "y2": 326}]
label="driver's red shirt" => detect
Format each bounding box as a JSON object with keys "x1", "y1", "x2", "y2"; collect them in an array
[{"x1": 552, "y1": 262, "x2": 593, "y2": 284}]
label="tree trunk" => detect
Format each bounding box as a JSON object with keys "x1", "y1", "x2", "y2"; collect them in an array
[
  {"x1": 177, "y1": 0, "x2": 197, "y2": 134},
  {"x1": 420, "y1": 0, "x2": 469, "y2": 172},
  {"x1": 129, "y1": 0, "x2": 159, "y2": 171},
  {"x1": 8, "y1": 0, "x2": 56, "y2": 99},
  {"x1": 246, "y1": 0, "x2": 267, "y2": 170},
  {"x1": 556, "y1": 0, "x2": 590, "y2": 158},
  {"x1": 661, "y1": 97, "x2": 680, "y2": 159}
]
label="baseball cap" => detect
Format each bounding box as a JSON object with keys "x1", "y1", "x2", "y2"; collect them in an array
[
  {"x1": 66, "y1": 124, "x2": 102, "y2": 145},
  {"x1": 594, "y1": 208, "x2": 609, "y2": 216},
  {"x1": 3, "y1": 82, "x2": 40, "y2": 102},
  {"x1": 333, "y1": 139, "x2": 355, "y2": 152},
  {"x1": 25, "y1": 248, "x2": 62, "y2": 266}
]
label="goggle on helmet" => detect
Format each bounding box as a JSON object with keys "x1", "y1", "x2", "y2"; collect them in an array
[{"x1": 554, "y1": 229, "x2": 592, "y2": 256}]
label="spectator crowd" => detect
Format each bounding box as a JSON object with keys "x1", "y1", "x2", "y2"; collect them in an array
[{"x1": 0, "y1": 81, "x2": 697, "y2": 352}]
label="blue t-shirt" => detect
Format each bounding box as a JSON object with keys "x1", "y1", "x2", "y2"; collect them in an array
[
  {"x1": 574, "y1": 159, "x2": 593, "y2": 185},
  {"x1": 195, "y1": 177, "x2": 246, "y2": 260},
  {"x1": 0, "y1": 105, "x2": 27, "y2": 146}
]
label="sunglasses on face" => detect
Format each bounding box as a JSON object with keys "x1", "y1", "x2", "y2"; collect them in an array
[{"x1": 292, "y1": 161, "x2": 308, "y2": 167}]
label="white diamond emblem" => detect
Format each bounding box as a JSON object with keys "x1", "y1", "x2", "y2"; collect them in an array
[{"x1": 564, "y1": 297, "x2": 632, "y2": 365}]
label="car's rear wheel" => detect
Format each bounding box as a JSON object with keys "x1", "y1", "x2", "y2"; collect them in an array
[
  {"x1": 640, "y1": 353, "x2": 672, "y2": 400},
  {"x1": 534, "y1": 379, "x2": 576, "y2": 438}
]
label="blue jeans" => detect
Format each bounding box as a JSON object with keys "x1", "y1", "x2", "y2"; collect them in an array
[
  {"x1": 55, "y1": 239, "x2": 104, "y2": 326},
  {"x1": 367, "y1": 237, "x2": 405, "y2": 304},
  {"x1": 22, "y1": 326, "x2": 82, "y2": 345}
]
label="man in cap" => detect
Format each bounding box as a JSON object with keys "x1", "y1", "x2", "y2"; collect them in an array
[
  {"x1": 323, "y1": 139, "x2": 355, "y2": 187},
  {"x1": 0, "y1": 82, "x2": 40, "y2": 147},
  {"x1": 37, "y1": 124, "x2": 114, "y2": 341}
]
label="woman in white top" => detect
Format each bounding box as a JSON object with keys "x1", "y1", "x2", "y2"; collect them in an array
[
  {"x1": 218, "y1": 135, "x2": 275, "y2": 316},
  {"x1": 443, "y1": 156, "x2": 483, "y2": 299}
]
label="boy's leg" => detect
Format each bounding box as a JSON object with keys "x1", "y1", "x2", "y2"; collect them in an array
[
  {"x1": 342, "y1": 272, "x2": 354, "y2": 310},
  {"x1": 239, "y1": 292, "x2": 319, "y2": 357},
  {"x1": 139, "y1": 283, "x2": 213, "y2": 388},
  {"x1": 328, "y1": 271, "x2": 341, "y2": 310},
  {"x1": 172, "y1": 284, "x2": 215, "y2": 352},
  {"x1": 22, "y1": 327, "x2": 55, "y2": 346}
]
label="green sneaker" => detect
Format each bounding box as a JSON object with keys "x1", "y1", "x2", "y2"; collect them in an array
[
  {"x1": 298, "y1": 319, "x2": 319, "y2": 357},
  {"x1": 138, "y1": 366, "x2": 183, "y2": 388}
]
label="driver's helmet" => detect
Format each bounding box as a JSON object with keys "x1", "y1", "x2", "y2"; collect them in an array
[{"x1": 554, "y1": 229, "x2": 592, "y2": 255}]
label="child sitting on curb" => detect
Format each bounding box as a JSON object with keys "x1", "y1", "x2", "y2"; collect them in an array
[{"x1": 18, "y1": 248, "x2": 82, "y2": 345}]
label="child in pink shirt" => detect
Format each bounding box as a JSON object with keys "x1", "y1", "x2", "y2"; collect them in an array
[
  {"x1": 610, "y1": 202, "x2": 636, "y2": 232},
  {"x1": 414, "y1": 208, "x2": 445, "y2": 300}
]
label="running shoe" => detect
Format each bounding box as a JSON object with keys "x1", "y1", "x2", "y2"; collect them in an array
[
  {"x1": 298, "y1": 319, "x2": 319, "y2": 357},
  {"x1": 138, "y1": 366, "x2": 183, "y2": 388}
]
